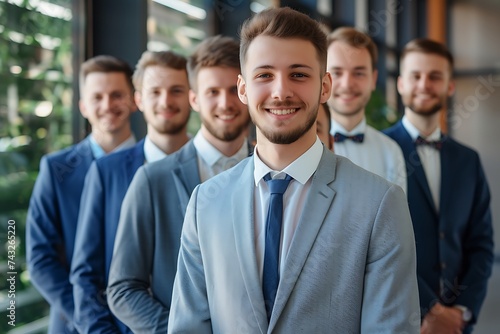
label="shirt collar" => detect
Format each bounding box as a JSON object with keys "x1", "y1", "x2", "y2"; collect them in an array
[
  {"x1": 193, "y1": 130, "x2": 249, "y2": 166},
  {"x1": 89, "y1": 134, "x2": 136, "y2": 159},
  {"x1": 144, "y1": 135, "x2": 168, "y2": 163},
  {"x1": 402, "y1": 116, "x2": 441, "y2": 141},
  {"x1": 330, "y1": 117, "x2": 366, "y2": 136},
  {"x1": 254, "y1": 137, "x2": 323, "y2": 186}
]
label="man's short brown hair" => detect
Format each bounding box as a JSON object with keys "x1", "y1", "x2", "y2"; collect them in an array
[
  {"x1": 327, "y1": 27, "x2": 378, "y2": 71},
  {"x1": 132, "y1": 51, "x2": 187, "y2": 91},
  {"x1": 400, "y1": 38, "x2": 454, "y2": 73},
  {"x1": 239, "y1": 7, "x2": 328, "y2": 74},
  {"x1": 187, "y1": 35, "x2": 240, "y2": 92},
  {"x1": 79, "y1": 55, "x2": 134, "y2": 95}
]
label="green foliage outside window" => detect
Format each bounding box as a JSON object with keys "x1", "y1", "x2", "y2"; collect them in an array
[
  {"x1": 0, "y1": 0, "x2": 73, "y2": 332},
  {"x1": 365, "y1": 89, "x2": 398, "y2": 131}
]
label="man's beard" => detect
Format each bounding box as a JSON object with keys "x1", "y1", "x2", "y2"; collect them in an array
[
  {"x1": 254, "y1": 103, "x2": 318, "y2": 145},
  {"x1": 203, "y1": 116, "x2": 249, "y2": 142},
  {"x1": 404, "y1": 94, "x2": 445, "y2": 117}
]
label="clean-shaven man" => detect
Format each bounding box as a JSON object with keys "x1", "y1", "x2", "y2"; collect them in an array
[
  {"x1": 26, "y1": 55, "x2": 136, "y2": 333},
  {"x1": 327, "y1": 27, "x2": 406, "y2": 192}
]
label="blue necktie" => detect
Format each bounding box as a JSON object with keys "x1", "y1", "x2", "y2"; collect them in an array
[
  {"x1": 262, "y1": 172, "x2": 292, "y2": 321},
  {"x1": 333, "y1": 132, "x2": 365, "y2": 143}
]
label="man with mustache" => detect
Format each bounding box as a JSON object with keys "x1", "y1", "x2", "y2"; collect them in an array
[
  {"x1": 327, "y1": 27, "x2": 407, "y2": 192},
  {"x1": 384, "y1": 38, "x2": 494, "y2": 334}
]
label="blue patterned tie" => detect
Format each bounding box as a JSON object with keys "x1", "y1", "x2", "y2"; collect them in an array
[
  {"x1": 333, "y1": 132, "x2": 364, "y2": 143},
  {"x1": 262, "y1": 172, "x2": 292, "y2": 321}
]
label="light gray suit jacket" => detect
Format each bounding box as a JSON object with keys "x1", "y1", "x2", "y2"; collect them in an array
[
  {"x1": 168, "y1": 147, "x2": 420, "y2": 333},
  {"x1": 107, "y1": 141, "x2": 200, "y2": 333}
]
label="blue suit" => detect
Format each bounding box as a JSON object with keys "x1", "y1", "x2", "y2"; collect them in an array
[
  {"x1": 26, "y1": 137, "x2": 94, "y2": 334},
  {"x1": 107, "y1": 141, "x2": 201, "y2": 333},
  {"x1": 384, "y1": 121, "x2": 494, "y2": 332},
  {"x1": 70, "y1": 140, "x2": 146, "y2": 333}
]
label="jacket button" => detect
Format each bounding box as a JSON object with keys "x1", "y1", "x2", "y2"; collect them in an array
[
  {"x1": 439, "y1": 231, "x2": 445, "y2": 239},
  {"x1": 441, "y1": 262, "x2": 447, "y2": 270}
]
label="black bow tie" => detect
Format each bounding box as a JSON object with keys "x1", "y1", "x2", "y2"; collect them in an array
[
  {"x1": 333, "y1": 132, "x2": 364, "y2": 143},
  {"x1": 415, "y1": 136, "x2": 443, "y2": 150}
]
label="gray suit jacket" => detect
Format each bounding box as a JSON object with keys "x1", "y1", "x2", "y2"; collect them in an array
[
  {"x1": 168, "y1": 148, "x2": 420, "y2": 333},
  {"x1": 107, "y1": 141, "x2": 200, "y2": 333}
]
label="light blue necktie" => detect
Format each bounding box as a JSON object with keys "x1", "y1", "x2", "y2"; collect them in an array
[{"x1": 262, "y1": 172, "x2": 292, "y2": 321}]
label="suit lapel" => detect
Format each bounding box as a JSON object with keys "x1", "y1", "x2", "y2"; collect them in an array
[
  {"x1": 438, "y1": 136, "x2": 452, "y2": 218},
  {"x1": 396, "y1": 123, "x2": 437, "y2": 213},
  {"x1": 71, "y1": 136, "x2": 94, "y2": 169},
  {"x1": 270, "y1": 148, "x2": 337, "y2": 330},
  {"x1": 231, "y1": 159, "x2": 269, "y2": 334},
  {"x1": 172, "y1": 142, "x2": 201, "y2": 213},
  {"x1": 125, "y1": 140, "x2": 146, "y2": 183}
]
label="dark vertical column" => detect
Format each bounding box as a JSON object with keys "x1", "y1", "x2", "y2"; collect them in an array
[
  {"x1": 84, "y1": 0, "x2": 148, "y2": 140},
  {"x1": 205, "y1": 0, "x2": 252, "y2": 38},
  {"x1": 396, "y1": 0, "x2": 420, "y2": 49},
  {"x1": 72, "y1": 0, "x2": 86, "y2": 142},
  {"x1": 396, "y1": 0, "x2": 426, "y2": 114},
  {"x1": 417, "y1": 0, "x2": 427, "y2": 37},
  {"x1": 367, "y1": 0, "x2": 388, "y2": 95},
  {"x1": 314, "y1": 0, "x2": 356, "y2": 30},
  {"x1": 427, "y1": 0, "x2": 448, "y2": 132},
  {"x1": 281, "y1": 0, "x2": 354, "y2": 28},
  {"x1": 331, "y1": 0, "x2": 356, "y2": 27},
  {"x1": 281, "y1": 0, "x2": 319, "y2": 18}
]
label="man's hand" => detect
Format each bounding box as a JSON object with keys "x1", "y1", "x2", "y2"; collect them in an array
[{"x1": 421, "y1": 303, "x2": 465, "y2": 334}]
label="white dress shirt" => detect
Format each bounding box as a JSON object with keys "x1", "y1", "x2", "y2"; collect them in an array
[
  {"x1": 253, "y1": 138, "x2": 323, "y2": 281},
  {"x1": 402, "y1": 116, "x2": 441, "y2": 211},
  {"x1": 143, "y1": 135, "x2": 168, "y2": 164},
  {"x1": 193, "y1": 130, "x2": 249, "y2": 183},
  {"x1": 89, "y1": 135, "x2": 136, "y2": 159},
  {"x1": 330, "y1": 117, "x2": 407, "y2": 193}
]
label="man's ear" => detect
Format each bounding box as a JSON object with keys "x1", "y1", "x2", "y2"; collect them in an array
[
  {"x1": 397, "y1": 76, "x2": 404, "y2": 95},
  {"x1": 448, "y1": 80, "x2": 456, "y2": 97},
  {"x1": 134, "y1": 91, "x2": 143, "y2": 112},
  {"x1": 237, "y1": 74, "x2": 248, "y2": 105},
  {"x1": 189, "y1": 89, "x2": 200, "y2": 112},
  {"x1": 79, "y1": 99, "x2": 88, "y2": 119},
  {"x1": 320, "y1": 72, "x2": 332, "y2": 103}
]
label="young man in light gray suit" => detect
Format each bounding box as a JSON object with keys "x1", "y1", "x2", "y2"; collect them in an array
[
  {"x1": 168, "y1": 7, "x2": 420, "y2": 333},
  {"x1": 106, "y1": 35, "x2": 252, "y2": 333}
]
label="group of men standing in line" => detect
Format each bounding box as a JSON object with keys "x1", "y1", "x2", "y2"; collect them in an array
[{"x1": 26, "y1": 6, "x2": 493, "y2": 334}]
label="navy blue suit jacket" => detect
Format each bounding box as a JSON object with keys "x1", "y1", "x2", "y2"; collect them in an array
[
  {"x1": 70, "y1": 139, "x2": 146, "y2": 334},
  {"x1": 26, "y1": 137, "x2": 94, "y2": 334},
  {"x1": 384, "y1": 121, "x2": 494, "y2": 330}
]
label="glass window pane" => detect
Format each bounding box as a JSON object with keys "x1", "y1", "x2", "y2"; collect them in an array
[{"x1": 0, "y1": 0, "x2": 73, "y2": 331}]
